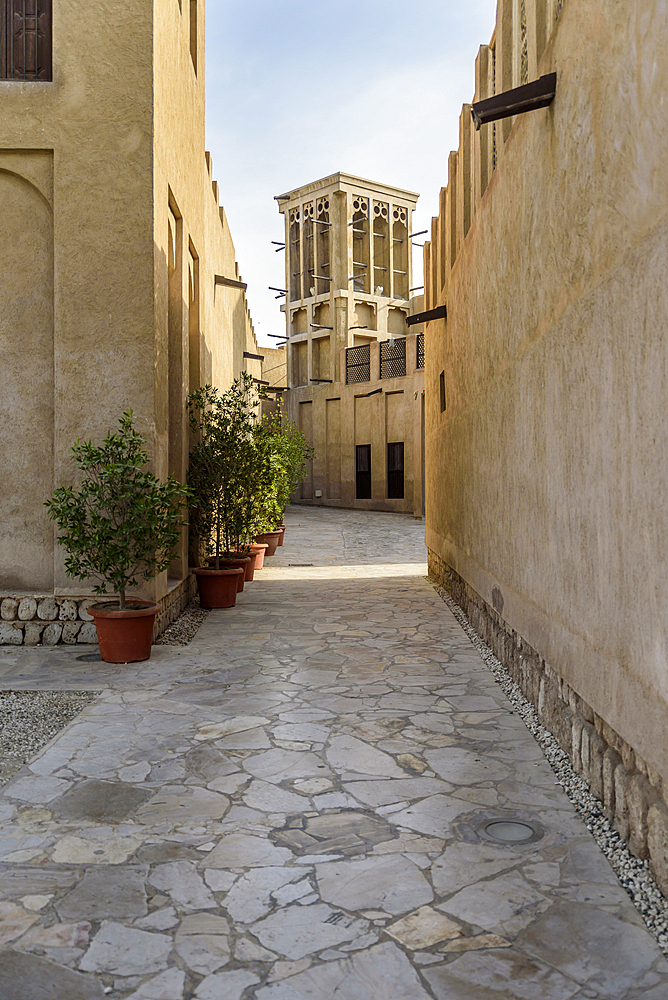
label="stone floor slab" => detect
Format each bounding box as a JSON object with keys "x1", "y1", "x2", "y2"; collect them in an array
[
  {"x1": 51, "y1": 779, "x2": 152, "y2": 822},
  {"x1": 0, "y1": 507, "x2": 666, "y2": 999},
  {"x1": 386, "y1": 904, "x2": 464, "y2": 949},
  {"x1": 254, "y1": 941, "x2": 433, "y2": 1000},
  {"x1": 518, "y1": 900, "x2": 666, "y2": 999},
  {"x1": 0, "y1": 947, "x2": 105, "y2": 999},
  {"x1": 439, "y1": 873, "x2": 552, "y2": 936},
  {"x1": 124, "y1": 968, "x2": 186, "y2": 999},
  {"x1": 316, "y1": 854, "x2": 432, "y2": 915},
  {"x1": 79, "y1": 921, "x2": 171, "y2": 976},
  {"x1": 422, "y1": 947, "x2": 580, "y2": 999},
  {"x1": 55, "y1": 867, "x2": 148, "y2": 922}
]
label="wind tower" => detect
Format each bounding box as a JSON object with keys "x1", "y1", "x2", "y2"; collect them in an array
[{"x1": 275, "y1": 173, "x2": 419, "y2": 388}]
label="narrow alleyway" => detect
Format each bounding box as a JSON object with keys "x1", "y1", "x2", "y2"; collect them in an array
[{"x1": 0, "y1": 507, "x2": 666, "y2": 999}]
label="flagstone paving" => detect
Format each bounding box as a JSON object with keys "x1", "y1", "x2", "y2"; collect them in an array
[{"x1": 0, "y1": 506, "x2": 667, "y2": 998}]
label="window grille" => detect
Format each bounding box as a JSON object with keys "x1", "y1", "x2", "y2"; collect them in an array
[
  {"x1": 1, "y1": 0, "x2": 51, "y2": 80},
  {"x1": 346, "y1": 344, "x2": 370, "y2": 384},
  {"x1": 392, "y1": 206, "x2": 409, "y2": 299},
  {"x1": 380, "y1": 338, "x2": 406, "y2": 379},
  {"x1": 373, "y1": 201, "x2": 389, "y2": 296},
  {"x1": 416, "y1": 332, "x2": 425, "y2": 370},
  {"x1": 351, "y1": 196, "x2": 370, "y2": 294},
  {"x1": 316, "y1": 197, "x2": 330, "y2": 296},
  {"x1": 289, "y1": 208, "x2": 301, "y2": 302},
  {"x1": 303, "y1": 202, "x2": 315, "y2": 297}
]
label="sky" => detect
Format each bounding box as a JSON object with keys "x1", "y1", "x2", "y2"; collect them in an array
[{"x1": 204, "y1": 0, "x2": 498, "y2": 347}]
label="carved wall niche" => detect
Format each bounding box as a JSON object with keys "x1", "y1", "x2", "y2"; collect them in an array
[{"x1": 0, "y1": 150, "x2": 54, "y2": 590}]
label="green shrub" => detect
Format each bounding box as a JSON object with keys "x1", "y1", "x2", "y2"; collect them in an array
[
  {"x1": 45, "y1": 411, "x2": 190, "y2": 609},
  {"x1": 187, "y1": 374, "x2": 271, "y2": 564},
  {"x1": 253, "y1": 412, "x2": 315, "y2": 528}
]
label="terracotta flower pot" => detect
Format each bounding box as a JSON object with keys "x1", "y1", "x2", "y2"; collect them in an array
[
  {"x1": 224, "y1": 557, "x2": 251, "y2": 590},
  {"x1": 254, "y1": 530, "x2": 282, "y2": 557},
  {"x1": 249, "y1": 542, "x2": 269, "y2": 570},
  {"x1": 227, "y1": 552, "x2": 256, "y2": 582},
  {"x1": 206, "y1": 553, "x2": 255, "y2": 583},
  {"x1": 242, "y1": 549, "x2": 261, "y2": 579},
  {"x1": 194, "y1": 567, "x2": 243, "y2": 608},
  {"x1": 277, "y1": 525, "x2": 286, "y2": 546},
  {"x1": 88, "y1": 599, "x2": 160, "y2": 664}
]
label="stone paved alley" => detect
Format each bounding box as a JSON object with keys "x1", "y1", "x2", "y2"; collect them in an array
[{"x1": 0, "y1": 507, "x2": 667, "y2": 999}]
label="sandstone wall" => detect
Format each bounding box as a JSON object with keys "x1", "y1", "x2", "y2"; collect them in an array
[
  {"x1": 424, "y1": 0, "x2": 668, "y2": 873},
  {"x1": 0, "y1": 0, "x2": 261, "y2": 632},
  {"x1": 0, "y1": 0, "x2": 155, "y2": 596},
  {"x1": 287, "y1": 333, "x2": 424, "y2": 517}
]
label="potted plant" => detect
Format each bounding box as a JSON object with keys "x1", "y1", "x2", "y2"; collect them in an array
[
  {"x1": 45, "y1": 411, "x2": 190, "y2": 662},
  {"x1": 187, "y1": 374, "x2": 269, "y2": 605},
  {"x1": 252, "y1": 412, "x2": 314, "y2": 552}
]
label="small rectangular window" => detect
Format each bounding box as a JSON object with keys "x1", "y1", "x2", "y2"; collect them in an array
[
  {"x1": 387, "y1": 442, "x2": 404, "y2": 499},
  {"x1": 380, "y1": 337, "x2": 406, "y2": 379},
  {"x1": 189, "y1": 0, "x2": 197, "y2": 73},
  {"x1": 346, "y1": 343, "x2": 370, "y2": 384},
  {"x1": 439, "y1": 370, "x2": 446, "y2": 412},
  {"x1": 356, "y1": 444, "x2": 371, "y2": 499},
  {"x1": 416, "y1": 332, "x2": 425, "y2": 369},
  {"x1": 1, "y1": 0, "x2": 52, "y2": 81}
]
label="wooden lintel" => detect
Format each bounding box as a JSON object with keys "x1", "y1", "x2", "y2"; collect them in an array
[
  {"x1": 471, "y1": 73, "x2": 557, "y2": 131},
  {"x1": 215, "y1": 274, "x2": 247, "y2": 290},
  {"x1": 407, "y1": 304, "x2": 447, "y2": 326}
]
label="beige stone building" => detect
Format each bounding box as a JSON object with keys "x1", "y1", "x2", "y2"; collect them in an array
[
  {"x1": 423, "y1": 0, "x2": 668, "y2": 887},
  {"x1": 0, "y1": 0, "x2": 267, "y2": 641},
  {"x1": 276, "y1": 173, "x2": 425, "y2": 516}
]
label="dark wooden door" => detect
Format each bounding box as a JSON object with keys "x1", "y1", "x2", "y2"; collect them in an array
[
  {"x1": 356, "y1": 444, "x2": 371, "y2": 499},
  {"x1": 387, "y1": 441, "x2": 404, "y2": 499}
]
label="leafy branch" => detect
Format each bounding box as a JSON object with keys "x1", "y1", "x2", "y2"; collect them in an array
[{"x1": 45, "y1": 411, "x2": 191, "y2": 609}]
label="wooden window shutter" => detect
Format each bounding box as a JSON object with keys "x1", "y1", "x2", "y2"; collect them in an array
[{"x1": 2, "y1": 0, "x2": 52, "y2": 81}]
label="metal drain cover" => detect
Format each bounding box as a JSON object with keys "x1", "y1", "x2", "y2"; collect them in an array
[
  {"x1": 76, "y1": 653, "x2": 102, "y2": 662},
  {"x1": 482, "y1": 820, "x2": 541, "y2": 844}
]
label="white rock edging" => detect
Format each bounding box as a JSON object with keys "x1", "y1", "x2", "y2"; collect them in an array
[{"x1": 435, "y1": 584, "x2": 668, "y2": 957}]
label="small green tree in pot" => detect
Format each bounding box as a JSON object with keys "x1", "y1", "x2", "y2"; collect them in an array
[
  {"x1": 253, "y1": 411, "x2": 315, "y2": 532},
  {"x1": 187, "y1": 374, "x2": 269, "y2": 605},
  {"x1": 45, "y1": 411, "x2": 190, "y2": 662},
  {"x1": 229, "y1": 427, "x2": 275, "y2": 551},
  {"x1": 187, "y1": 373, "x2": 268, "y2": 565}
]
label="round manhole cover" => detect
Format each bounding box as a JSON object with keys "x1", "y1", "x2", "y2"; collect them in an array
[{"x1": 481, "y1": 819, "x2": 542, "y2": 844}]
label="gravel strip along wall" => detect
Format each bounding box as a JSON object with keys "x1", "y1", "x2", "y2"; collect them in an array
[
  {"x1": 0, "y1": 691, "x2": 98, "y2": 787},
  {"x1": 155, "y1": 598, "x2": 209, "y2": 646},
  {"x1": 431, "y1": 573, "x2": 668, "y2": 955},
  {"x1": 0, "y1": 574, "x2": 197, "y2": 647},
  {"x1": 153, "y1": 574, "x2": 198, "y2": 639}
]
